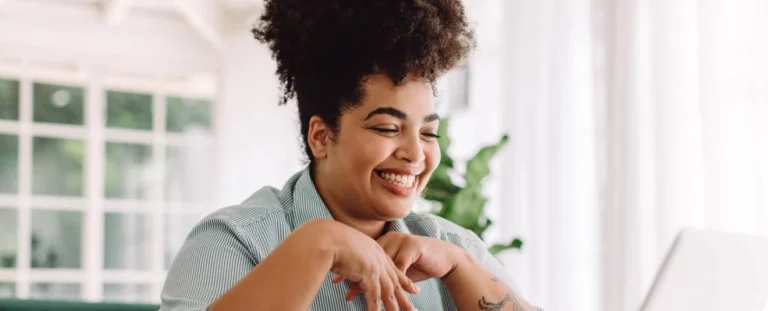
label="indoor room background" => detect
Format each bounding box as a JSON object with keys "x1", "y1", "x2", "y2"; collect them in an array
[{"x1": 0, "y1": 0, "x2": 766, "y2": 311}]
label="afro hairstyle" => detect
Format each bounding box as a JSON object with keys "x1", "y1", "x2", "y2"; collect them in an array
[{"x1": 253, "y1": 0, "x2": 475, "y2": 163}]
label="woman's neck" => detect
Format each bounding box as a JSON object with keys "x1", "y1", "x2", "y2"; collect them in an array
[{"x1": 311, "y1": 167, "x2": 387, "y2": 239}]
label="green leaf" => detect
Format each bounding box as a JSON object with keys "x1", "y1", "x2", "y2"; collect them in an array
[
  {"x1": 437, "y1": 117, "x2": 451, "y2": 154},
  {"x1": 434, "y1": 196, "x2": 454, "y2": 218},
  {"x1": 488, "y1": 238, "x2": 524, "y2": 255},
  {"x1": 441, "y1": 151, "x2": 454, "y2": 169},
  {"x1": 440, "y1": 186, "x2": 487, "y2": 229},
  {"x1": 424, "y1": 123, "x2": 525, "y2": 253},
  {"x1": 430, "y1": 164, "x2": 455, "y2": 186},
  {"x1": 437, "y1": 118, "x2": 454, "y2": 168},
  {"x1": 475, "y1": 217, "x2": 493, "y2": 239},
  {"x1": 465, "y1": 135, "x2": 509, "y2": 187},
  {"x1": 424, "y1": 188, "x2": 454, "y2": 203},
  {"x1": 426, "y1": 163, "x2": 460, "y2": 205}
]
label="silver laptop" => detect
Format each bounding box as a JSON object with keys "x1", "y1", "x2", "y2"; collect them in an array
[{"x1": 640, "y1": 228, "x2": 768, "y2": 311}]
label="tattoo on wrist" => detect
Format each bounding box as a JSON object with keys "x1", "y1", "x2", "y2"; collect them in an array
[
  {"x1": 479, "y1": 276, "x2": 527, "y2": 311},
  {"x1": 478, "y1": 294, "x2": 528, "y2": 311},
  {"x1": 478, "y1": 294, "x2": 512, "y2": 311},
  {"x1": 477, "y1": 276, "x2": 526, "y2": 311}
]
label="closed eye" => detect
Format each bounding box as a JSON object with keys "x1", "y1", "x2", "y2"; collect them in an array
[
  {"x1": 371, "y1": 127, "x2": 398, "y2": 133},
  {"x1": 369, "y1": 127, "x2": 399, "y2": 136},
  {"x1": 421, "y1": 132, "x2": 440, "y2": 141}
]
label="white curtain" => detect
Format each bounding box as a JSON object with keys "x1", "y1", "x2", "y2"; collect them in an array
[{"x1": 490, "y1": 0, "x2": 768, "y2": 310}]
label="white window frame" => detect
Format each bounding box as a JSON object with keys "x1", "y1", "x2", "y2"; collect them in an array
[{"x1": 0, "y1": 62, "x2": 216, "y2": 303}]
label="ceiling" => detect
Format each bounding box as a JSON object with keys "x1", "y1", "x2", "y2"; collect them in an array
[
  {"x1": 10, "y1": 0, "x2": 266, "y2": 52},
  {"x1": 46, "y1": 0, "x2": 263, "y2": 15}
]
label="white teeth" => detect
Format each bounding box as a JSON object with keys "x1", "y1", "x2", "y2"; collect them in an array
[{"x1": 378, "y1": 171, "x2": 417, "y2": 188}]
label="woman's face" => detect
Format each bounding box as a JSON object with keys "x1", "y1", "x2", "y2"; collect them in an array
[{"x1": 312, "y1": 73, "x2": 440, "y2": 221}]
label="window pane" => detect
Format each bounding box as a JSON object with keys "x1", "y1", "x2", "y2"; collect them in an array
[
  {"x1": 165, "y1": 145, "x2": 213, "y2": 204},
  {"x1": 166, "y1": 97, "x2": 211, "y2": 132},
  {"x1": 30, "y1": 283, "x2": 80, "y2": 301},
  {"x1": 30, "y1": 210, "x2": 82, "y2": 269},
  {"x1": 103, "y1": 284, "x2": 152, "y2": 303},
  {"x1": 0, "y1": 283, "x2": 15, "y2": 298},
  {"x1": 32, "y1": 137, "x2": 84, "y2": 196},
  {"x1": 106, "y1": 90, "x2": 153, "y2": 130},
  {"x1": 104, "y1": 213, "x2": 152, "y2": 270},
  {"x1": 0, "y1": 208, "x2": 17, "y2": 268},
  {"x1": 105, "y1": 143, "x2": 152, "y2": 199},
  {"x1": 0, "y1": 78, "x2": 19, "y2": 121},
  {"x1": 33, "y1": 83, "x2": 85, "y2": 125},
  {"x1": 164, "y1": 213, "x2": 202, "y2": 268},
  {"x1": 0, "y1": 134, "x2": 18, "y2": 194}
]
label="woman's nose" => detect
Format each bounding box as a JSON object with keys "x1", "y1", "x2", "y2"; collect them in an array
[{"x1": 394, "y1": 134, "x2": 425, "y2": 163}]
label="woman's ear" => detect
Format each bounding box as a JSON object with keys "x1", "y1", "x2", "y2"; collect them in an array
[{"x1": 307, "y1": 116, "x2": 331, "y2": 160}]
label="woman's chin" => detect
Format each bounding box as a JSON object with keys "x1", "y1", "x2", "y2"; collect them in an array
[{"x1": 374, "y1": 200, "x2": 415, "y2": 220}]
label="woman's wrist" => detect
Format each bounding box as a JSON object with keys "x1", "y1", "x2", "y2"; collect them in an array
[
  {"x1": 440, "y1": 247, "x2": 475, "y2": 284},
  {"x1": 295, "y1": 219, "x2": 341, "y2": 269}
]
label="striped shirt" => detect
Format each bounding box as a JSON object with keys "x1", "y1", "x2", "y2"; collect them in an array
[{"x1": 160, "y1": 168, "x2": 541, "y2": 311}]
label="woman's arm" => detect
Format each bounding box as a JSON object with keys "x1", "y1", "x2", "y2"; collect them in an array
[
  {"x1": 441, "y1": 251, "x2": 534, "y2": 311},
  {"x1": 209, "y1": 219, "x2": 335, "y2": 311},
  {"x1": 372, "y1": 231, "x2": 539, "y2": 311},
  {"x1": 164, "y1": 217, "x2": 418, "y2": 311}
]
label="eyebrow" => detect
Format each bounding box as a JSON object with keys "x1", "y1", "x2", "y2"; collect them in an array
[{"x1": 364, "y1": 107, "x2": 440, "y2": 123}]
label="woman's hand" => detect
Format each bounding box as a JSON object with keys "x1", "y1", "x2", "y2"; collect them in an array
[
  {"x1": 335, "y1": 231, "x2": 464, "y2": 300},
  {"x1": 321, "y1": 220, "x2": 420, "y2": 311},
  {"x1": 377, "y1": 232, "x2": 464, "y2": 281}
]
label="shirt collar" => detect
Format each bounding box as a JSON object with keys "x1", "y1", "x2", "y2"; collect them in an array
[
  {"x1": 291, "y1": 168, "x2": 335, "y2": 229},
  {"x1": 290, "y1": 168, "x2": 414, "y2": 235}
]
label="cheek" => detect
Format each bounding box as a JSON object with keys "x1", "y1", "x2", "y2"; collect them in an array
[
  {"x1": 343, "y1": 135, "x2": 393, "y2": 172},
  {"x1": 424, "y1": 143, "x2": 441, "y2": 171}
]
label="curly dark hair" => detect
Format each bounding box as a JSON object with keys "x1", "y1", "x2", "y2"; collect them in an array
[{"x1": 253, "y1": 0, "x2": 474, "y2": 163}]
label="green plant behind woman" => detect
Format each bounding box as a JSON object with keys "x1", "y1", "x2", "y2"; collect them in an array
[{"x1": 425, "y1": 118, "x2": 523, "y2": 255}]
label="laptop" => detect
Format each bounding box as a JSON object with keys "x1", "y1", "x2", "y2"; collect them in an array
[{"x1": 640, "y1": 228, "x2": 768, "y2": 311}]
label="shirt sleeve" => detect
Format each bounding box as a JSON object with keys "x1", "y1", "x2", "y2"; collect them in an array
[{"x1": 160, "y1": 216, "x2": 257, "y2": 311}]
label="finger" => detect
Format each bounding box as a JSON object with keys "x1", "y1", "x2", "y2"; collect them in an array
[
  {"x1": 393, "y1": 251, "x2": 413, "y2": 272},
  {"x1": 395, "y1": 264, "x2": 420, "y2": 294},
  {"x1": 380, "y1": 271, "x2": 398, "y2": 311},
  {"x1": 377, "y1": 233, "x2": 401, "y2": 258},
  {"x1": 390, "y1": 240, "x2": 420, "y2": 274},
  {"x1": 386, "y1": 263, "x2": 416, "y2": 311},
  {"x1": 345, "y1": 284, "x2": 362, "y2": 301},
  {"x1": 405, "y1": 269, "x2": 431, "y2": 283},
  {"x1": 376, "y1": 231, "x2": 396, "y2": 243},
  {"x1": 394, "y1": 283, "x2": 417, "y2": 311},
  {"x1": 332, "y1": 274, "x2": 344, "y2": 283},
  {"x1": 362, "y1": 277, "x2": 380, "y2": 311}
]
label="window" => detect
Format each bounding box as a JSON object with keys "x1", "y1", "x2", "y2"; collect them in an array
[{"x1": 0, "y1": 72, "x2": 215, "y2": 303}]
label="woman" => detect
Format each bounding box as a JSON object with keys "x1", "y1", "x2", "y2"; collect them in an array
[{"x1": 160, "y1": 0, "x2": 540, "y2": 310}]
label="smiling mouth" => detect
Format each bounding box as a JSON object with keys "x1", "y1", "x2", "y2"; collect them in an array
[{"x1": 375, "y1": 170, "x2": 418, "y2": 189}]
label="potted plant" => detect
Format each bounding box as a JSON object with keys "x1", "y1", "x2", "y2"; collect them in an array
[{"x1": 425, "y1": 118, "x2": 523, "y2": 255}]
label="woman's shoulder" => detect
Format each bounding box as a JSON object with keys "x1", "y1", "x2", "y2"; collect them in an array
[
  {"x1": 402, "y1": 212, "x2": 485, "y2": 249},
  {"x1": 202, "y1": 170, "x2": 306, "y2": 229},
  {"x1": 185, "y1": 186, "x2": 295, "y2": 256},
  {"x1": 204, "y1": 186, "x2": 288, "y2": 228}
]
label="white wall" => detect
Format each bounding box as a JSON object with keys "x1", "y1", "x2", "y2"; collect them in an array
[{"x1": 214, "y1": 27, "x2": 303, "y2": 207}]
